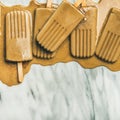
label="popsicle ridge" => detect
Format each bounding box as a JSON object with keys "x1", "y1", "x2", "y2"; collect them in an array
[
  {"x1": 6, "y1": 10, "x2": 32, "y2": 62},
  {"x1": 37, "y1": 1, "x2": 84, "y2": 52},
  {"x1": 70, "y1": 6, "x2": 97, "y2": 58},
  {"x1": 96, "y1": 8, "x2": 120, "y2": 63}
]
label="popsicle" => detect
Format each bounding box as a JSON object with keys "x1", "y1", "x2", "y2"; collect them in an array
[
  {"x1": 95, "y1": 8, "x2": 120, "y2": 63},
  {"x1": 33, "y1": 0, "x2": 56, "y2": 59},
  {"x1": 6, "y1": 10, "x2": 32, "y2": 82},
  {"x1": 70, "y1": 6, "x2": 97, "y2": 58},
  {"x1": 37, "y1": 0, "x2": 85, "y2": 52}
]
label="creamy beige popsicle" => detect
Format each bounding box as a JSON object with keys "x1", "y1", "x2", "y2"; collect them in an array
[
  {"x1": 37, "y1": 0, "x2": 85, "y2": 52},
  {"x1": 96, "y1": 8, "x2": 120, "y2": 63},
  {"x1": 70, "y1": 6, "x2": 97, "y2": 58},
  {"x1": 6, "y1": 10, "x2": 32, "y2": 82},
  {"x1": 33, "y1": 0, "x2": 56, "y2": 59}
]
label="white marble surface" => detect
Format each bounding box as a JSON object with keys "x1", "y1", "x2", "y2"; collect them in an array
[{"x1": 0, "y1": 0, "x2": 120, "y2": 120}]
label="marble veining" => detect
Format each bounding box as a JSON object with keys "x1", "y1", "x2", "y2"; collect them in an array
[
  {"x1": 0, "y1": 62, "x2": 119, "y2": 120},
  {"x1": 0, "y1": 0, "x2": 120, "y2": 120}
]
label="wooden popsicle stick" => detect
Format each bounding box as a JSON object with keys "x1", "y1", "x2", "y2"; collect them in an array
[
  {"x1": 47, "y1": 0, "x2": 52, "y2": 8},
  {"x1": 17, "y1": 62, "x2": 23, "y2": 83},
  {"x1": 0, "y1": 2, "x2": 5, "y2": 6},
  {"x1": 31, "y1": 0, "x2": 36, "y2": 2},
  {"x1": 92, "y1": 0, "x2": 101, "y2": 3},
  {"x1": 82, "y1": 0, "x2": 87, "y2": 6},
  {"x1": 63, "y1": 0, "x2": 67, "y2": 2},
  {"x1": 74, "y1": 0, "x2": 84, "y2": 7}
]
